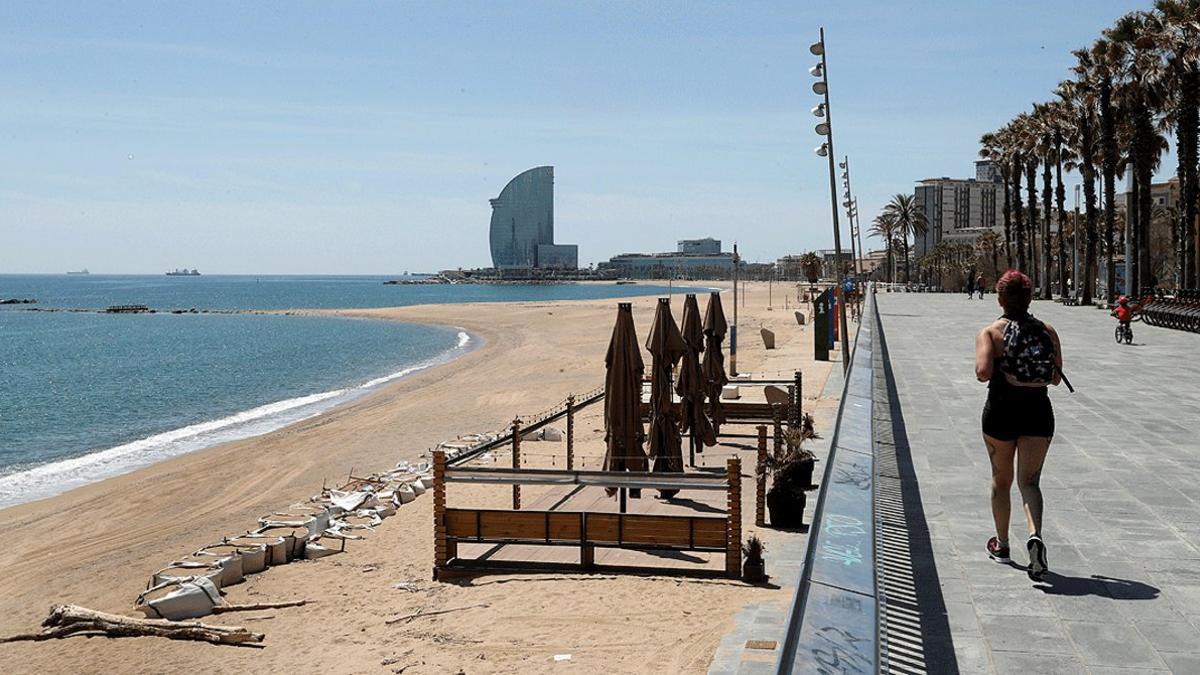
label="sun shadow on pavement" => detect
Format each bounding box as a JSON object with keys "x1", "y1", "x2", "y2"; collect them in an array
[{"x1": 1033, "y1": 572, "x2": 1160, "y2": 599}]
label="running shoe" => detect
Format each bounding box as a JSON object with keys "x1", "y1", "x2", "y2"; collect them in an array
[
  {"x1": 987, "y1": 536, "x2": 1010, "y2": 563},
  {"x1": 1027, "y1": 536, "x2": 1048, "y2": 581}
]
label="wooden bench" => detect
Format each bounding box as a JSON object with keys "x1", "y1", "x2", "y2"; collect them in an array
[{"x1": 442, "y1": 509, "x2": 729, "y2": 568}]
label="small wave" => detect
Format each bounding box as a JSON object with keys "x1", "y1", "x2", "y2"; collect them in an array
[{"x1": 0, "y1": 329, "x2": 476, "y2": 509}]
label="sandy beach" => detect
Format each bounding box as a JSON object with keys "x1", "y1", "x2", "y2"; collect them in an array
[{"x1": 0, "y1": 281, "x2": 838, "y2": 674}]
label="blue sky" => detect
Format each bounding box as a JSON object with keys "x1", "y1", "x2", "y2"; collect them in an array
[{"x1": 0, "y1": 1, "x2": 1155, "y2": 274}]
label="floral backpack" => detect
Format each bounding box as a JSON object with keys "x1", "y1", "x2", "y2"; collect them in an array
[{"x1": 999, "y1": 315, "x2": 1057, "y2": 387}]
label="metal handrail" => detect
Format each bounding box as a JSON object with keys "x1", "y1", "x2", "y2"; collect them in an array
[{"x1": 777, "y1": 284, "x2": 879, "y2": 674}]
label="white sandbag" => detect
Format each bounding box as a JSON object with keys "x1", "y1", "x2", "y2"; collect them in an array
[
  {"x1": 416, "y1": 475, "x2": 434, "y2": 491},
  {"x1": 303, "y1": 538, "x2": 341, "y2": 560},
  {"x1": 395, "y1": 483, "x2": 416, "y2": 504},
  {"x1": 254, "y1": 525, "x2": 306, "y2": 561},
  {"x1": 372, "y1": 503, "x2": 397, "y2": 518},
  {"x1": 136, "y1": 577, "x2": 223, "y2": 620},
  {"x1": 206, "y1": 541, "x2": 268, "y2": 575},
  {"x1": 541, "y1": 427, "x2": 564, "y2": 442},
  {"x1": 151, "y1": 561, "x2": 224, "y2": 589},
  {"x1": 192, "y1": 545, "x2": 256, "y2": 581},
  {"x1": 229, "y1": 533, "x2": 289, "y2": 566},
  {"x1": 409, "y1": 480, "x2": 427, "y2": 496},
  {"x1": 721, "y1": 385, "x2": 741, "y2": 400},
  {"x1": 329, "y1": 490, "x2": 374, "y2": 513}
]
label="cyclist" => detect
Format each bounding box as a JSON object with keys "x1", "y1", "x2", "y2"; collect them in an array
[{"x1": 1111, "y1": 295, "x2": 1135, "y2": 341}]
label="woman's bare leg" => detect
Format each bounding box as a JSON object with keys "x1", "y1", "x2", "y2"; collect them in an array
[
  {"x1": 1016, "y1": 436, "x2": 1051, "y2": 537},
  {"x1": 984, "y1": 434, "x2": 1017, "y2": 542}
]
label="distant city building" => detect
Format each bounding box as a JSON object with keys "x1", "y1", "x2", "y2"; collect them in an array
[
  {"x1": 676, "y1": 237, "x2": 722, "y2": 255},
  {"x1": 600, "y1": 236, "x2": 735, "y2": 278},
  {"x1": 488, "y1": 166, "x2": 578, "y2": 270},
  {"x1": 913, "y1": 159, "x2": 1002, "y2": 259}
]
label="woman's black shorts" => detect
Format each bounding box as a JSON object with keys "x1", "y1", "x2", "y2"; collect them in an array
[{"x1": 982, "y1": 388, "x2": 1054, "y2": 441}]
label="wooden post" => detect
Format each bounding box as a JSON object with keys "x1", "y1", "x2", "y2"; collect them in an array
[
  {"x1": 726, "y1": 457, "x2": 742, "y2": 579},
  {"x1": 756, "y1": 425, "x2": 767, "y2": 528},
  {"x1": 792, "y1": 370, "x2": 803, "y2": 426},
  {"x1": 511, "y1": 418, "x2": 521, "y2": 510},
  {"x1": 772, "y1": 405, "x2": 784, "y2": 461},
  {"x1": 566, "y1": 394, "x2": 575, "y2": 470},
  {"x1": 433, "y1": 450, "x2": 448, "y2": 579}
]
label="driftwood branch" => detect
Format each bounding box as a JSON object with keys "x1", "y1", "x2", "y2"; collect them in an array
[
  {"x1": 1, "y1": 605, "x2": 264, "y2": 647},
  {"x1": 385, "y1": 603, "x2": 489, "y2": 625},
  {"x1": 211, "y1": 599, "x2": 310, "y2": 613}
]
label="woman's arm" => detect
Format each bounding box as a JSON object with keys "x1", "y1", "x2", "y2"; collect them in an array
[
  {"x1": 975, "y1": 327, "x2": 993, "y2": 382},
  {"x1": 1047, "y1": 323, "x2": 1063, "y2": 386}
]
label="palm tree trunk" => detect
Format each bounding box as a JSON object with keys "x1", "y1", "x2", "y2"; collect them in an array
[
  {"x1": 1041, "y1": 150, "x2": 1053, "y2": 299},
  {"x1": 1081, "y1": 112, "x2": 1099, "y2": 305},
  {"x1": 1055, "y1": 139, "x2": 1068, "y2": 297},
  {"x1": 1014, "y1": 154, "x2": 1026, "y2": 271},
  {"x1": 1177, "y1": 65, "x2": 1199, "y2": 289},
  {"x1": 1002, "y1": 175, "x2": 1013, "y2": 268},
  {"x1": 1101, "y1": 78, "x2": 1118, "y2": 303},
  {"x1": 1136, "y1": 106, "x2": 1154, "y2": 293},
  {"x1": 1127, "y1": 172, "x2": 1138, "y2": 298},
  {"x1": 1026, "y1": 160, "x2": 1039, "y2": 283}
]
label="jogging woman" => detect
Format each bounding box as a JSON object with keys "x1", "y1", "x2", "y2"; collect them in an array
[{"x1": 974, "y1": 270, "x2": 1062, "y2": 581}]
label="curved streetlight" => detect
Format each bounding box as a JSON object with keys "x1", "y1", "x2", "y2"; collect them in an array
[{"x1": 810, "y1": 27, "x2": 851, "y2": 369}]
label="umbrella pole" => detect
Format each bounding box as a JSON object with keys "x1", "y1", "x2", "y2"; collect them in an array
[{"x1": 619, "y1": 487, "x2": 627, "y2": 514}]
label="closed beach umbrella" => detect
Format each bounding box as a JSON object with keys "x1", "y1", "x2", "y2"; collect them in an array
[
  {"x1": 603, "y1": 302, "x2": 647, "y2": 494},
  {"x1": 645, "y1": 298, "x2": 687, "y2": 492},
  {"x1": 676, "y1": 294, "x2": 715, "y2": 463},
  {"x1": 702, "y1": 292, "x2": 729, "y2": 434}
]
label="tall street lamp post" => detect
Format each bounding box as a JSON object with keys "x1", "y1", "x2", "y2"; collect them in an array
[
  {"x1": 840, "y1": 156, "x2": 862, "y2": 277},
  {"x1": 810, "y1": 28, "x2": 851, "y2": 371}
]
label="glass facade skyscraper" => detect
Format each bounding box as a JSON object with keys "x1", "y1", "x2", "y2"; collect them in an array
[{"x1": 489, "y1": 166, "x2": 577, "y2": 269}]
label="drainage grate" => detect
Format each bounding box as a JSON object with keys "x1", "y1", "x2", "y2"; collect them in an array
[{"x1": 868, "y1": 298, "x2": 963, "y2": 674}]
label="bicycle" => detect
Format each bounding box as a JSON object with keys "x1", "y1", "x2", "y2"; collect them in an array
[{"x1": 1114, "y1": 320, "x2": 1133, "y2": 344}]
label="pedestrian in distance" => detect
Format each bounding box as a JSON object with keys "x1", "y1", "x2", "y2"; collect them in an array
[
  {"x1": 976, "y1": 274, "x2": 986, "y2": 299},
  {"x1": 966, "y1": 275, "x2": 976, "y2": 299},
  {"x1": 974, "y1": 269, "x2": 1063, "y2": 581}
]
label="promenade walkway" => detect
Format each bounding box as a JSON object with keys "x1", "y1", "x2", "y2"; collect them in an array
[{"x1": 878, "y1": 292, "x2": 1200, "y2": 673}]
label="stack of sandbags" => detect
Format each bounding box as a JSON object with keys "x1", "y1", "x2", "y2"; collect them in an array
[{"x1": 137, "y1": 459, "x2": 436, "y2": 620}]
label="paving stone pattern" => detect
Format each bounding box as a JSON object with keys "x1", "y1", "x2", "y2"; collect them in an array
[{"x1": 878, "y1": 291, "x2": 1200, "y2": 673}]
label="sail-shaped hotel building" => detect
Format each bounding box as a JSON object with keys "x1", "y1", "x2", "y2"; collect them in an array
[{"x1": 488, "y1": 166, "x2": 577, "y2": 270}]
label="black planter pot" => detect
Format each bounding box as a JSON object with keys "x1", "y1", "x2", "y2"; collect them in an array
[
  {"x1": 743, "y1": 559, "x2": 766, "y2": 583},
  {"x1": 767, "y1": 488, "x2": 806, "y2": 528},
  {"x1": 797, "y1": 459, "x2": 815, "y2": 490}
]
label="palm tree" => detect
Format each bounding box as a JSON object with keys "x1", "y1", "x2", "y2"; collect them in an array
[
  {"x1": 1108, "y1": 12, "x2": 1164, "y2": 294},
  {"x1": 1060, "y1": 74, "x2": 1101, "y2": 304},
  {"x1": 882, "y1": 193, "x2": 927, "y2": 284},
  {"x1": 868, "y1": 213, "x2": 898, "y2": 283},
  {"x1": 1152, "y1": 0, "x2": 1200, "y2": 288},
  {"x1": 1091, "y1": 37, "x2": 1122, "y2": 302},
  {"x1": 980, "y1": 129, "x2": 1015, "y2": 267}
]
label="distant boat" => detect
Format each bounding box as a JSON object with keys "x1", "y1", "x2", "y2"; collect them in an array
[
  {"x1": 67, "y1": 268, "x2": 89, "y2": 275},
  {"x1": 166, "y1": 268, "x2": 201, "y2": 276}
]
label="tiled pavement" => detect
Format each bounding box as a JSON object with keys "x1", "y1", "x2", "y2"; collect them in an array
[
  {"x1": 707, "y1": 358, "x2": 846, "y2": 674},
  {"x1": 878, "y1": 292, "x2": 1200, "y2": 674}
]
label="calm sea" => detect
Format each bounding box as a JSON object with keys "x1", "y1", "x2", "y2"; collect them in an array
[{"x1": 0, "y1": 275, "x2": 699, "y2": 507}]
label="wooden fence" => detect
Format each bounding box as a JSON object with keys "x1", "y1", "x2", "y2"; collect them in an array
[{"x1": 432, "y1": 450, "x2": 742, "y2": 580}]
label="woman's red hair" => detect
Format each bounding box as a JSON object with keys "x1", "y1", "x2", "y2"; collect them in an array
[{"x1": 996, "y1": 269, "x2": 1032, "y2": 314}]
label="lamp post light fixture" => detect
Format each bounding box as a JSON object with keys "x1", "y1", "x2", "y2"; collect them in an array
[{"x1": 810, "y1": 26, "x2": 851, "y2": 370}]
